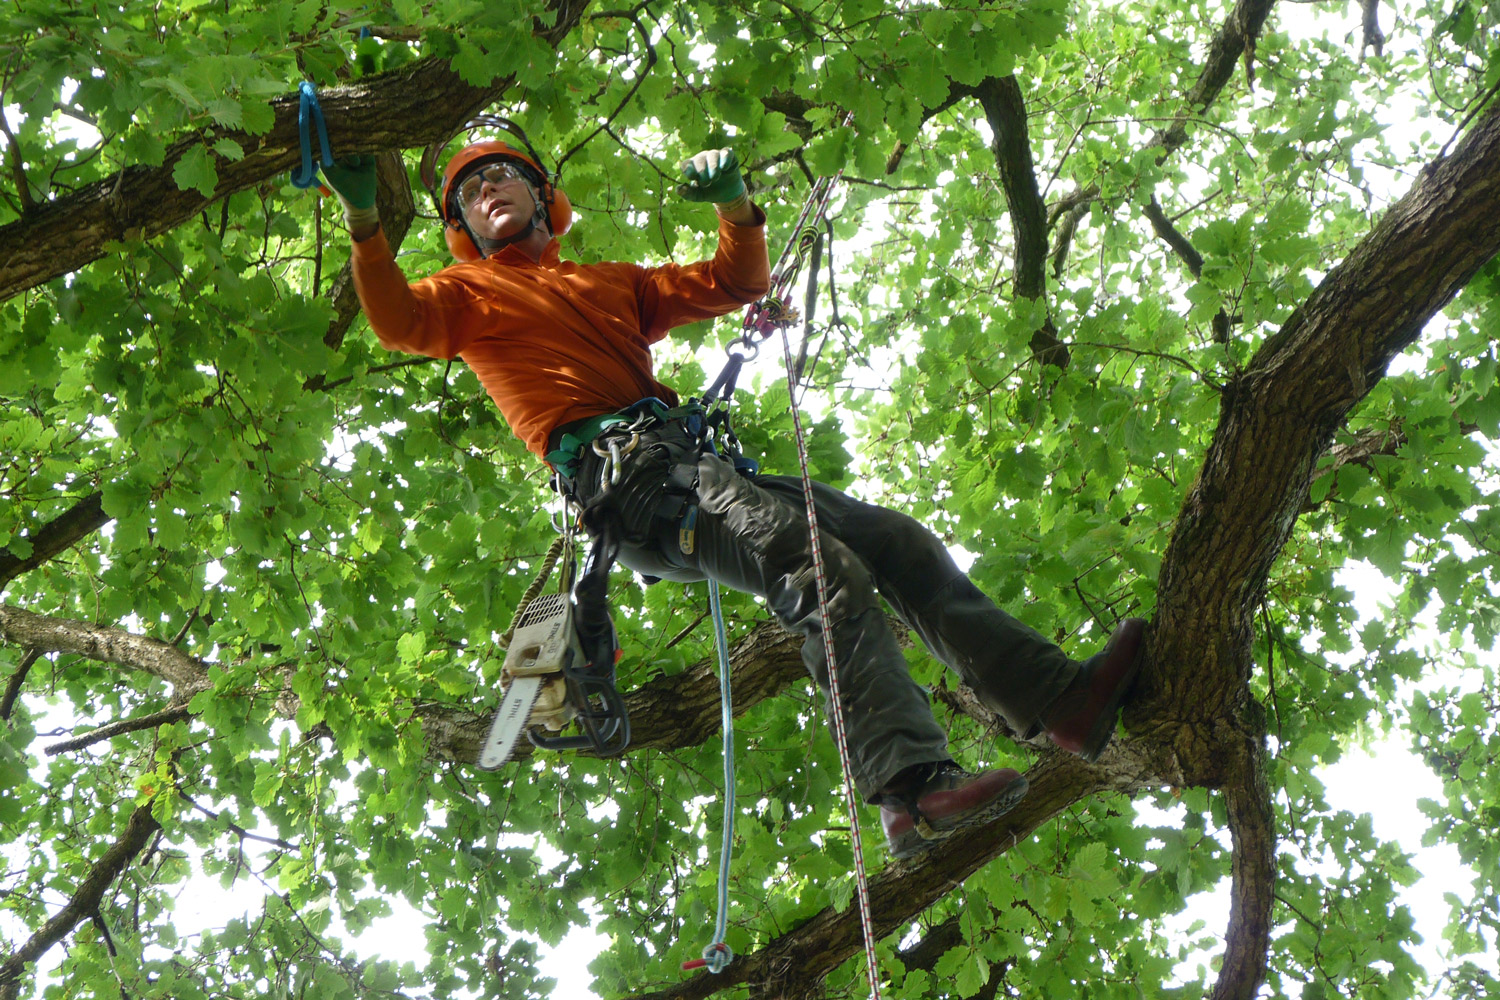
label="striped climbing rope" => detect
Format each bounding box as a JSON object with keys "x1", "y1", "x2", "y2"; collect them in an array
[
  {"x1": 777, "y1": 316, "x2": 884, "y2": 1000},
  {"x1": 688, "y1": 123, "x2": 883, "y2": 995}
]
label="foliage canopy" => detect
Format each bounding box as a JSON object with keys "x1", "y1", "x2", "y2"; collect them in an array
[{"x1": 2, "y1": 0, "x2": 1499, "y2": 998}]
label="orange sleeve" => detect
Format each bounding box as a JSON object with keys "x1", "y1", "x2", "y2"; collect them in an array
[
  {"x1": 638, "y1": 208, "x2": 771, "y2": 342},
  {"x1": 350, "y1": 229, "x2": 476, "y2": 359}
]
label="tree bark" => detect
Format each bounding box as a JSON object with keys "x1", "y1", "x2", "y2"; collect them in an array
[
  {"x1": 0, "y1": 803, "x2": 161, "y2": 1000},
  {"x1": 0, "y1": 604, "x2": 210, "y2": 695},
  {"x1": 624, "y1": 753, "x2": 1115, "y2": 1000},
  {"x1": 0, "y1": 493, "x2": 108, "y2": 587},
  {"x1": 1147, "y1": 99, "x2": 1500, "y2": 737}
]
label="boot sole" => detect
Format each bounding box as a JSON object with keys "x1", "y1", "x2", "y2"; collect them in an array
[{"x1": 887, "y1": 775, "x2": 1031, "y2": 860}]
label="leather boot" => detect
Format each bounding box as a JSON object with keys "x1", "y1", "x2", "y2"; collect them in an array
[
  {"x1": 878, "y1": 762, "x2": 1028, "y2": 859},
  {"x1": 1042, "y1": 617, "x2": 1146, "y2": 762}
]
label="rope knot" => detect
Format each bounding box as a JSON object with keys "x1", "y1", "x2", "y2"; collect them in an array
[{"x1": 680, "y1": 941, "x2": 734, "y2": 973}]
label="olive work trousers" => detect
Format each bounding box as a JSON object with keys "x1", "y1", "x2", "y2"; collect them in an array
[{"x1": 571, "y1": 419, "x2": 1081, "y2": 801}]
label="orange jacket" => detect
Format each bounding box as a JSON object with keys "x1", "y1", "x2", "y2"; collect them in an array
[{"x1": 350, "y1": 217, "x2": 770, "y2": 459}]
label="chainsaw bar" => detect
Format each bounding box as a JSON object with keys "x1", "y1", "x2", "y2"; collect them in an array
[{"x1": 478, "y1": 674, "x2": 542, "y2": 769}]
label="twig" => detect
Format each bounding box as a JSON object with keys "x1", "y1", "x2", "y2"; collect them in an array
[
  {"x1": 555, "y1": 10, "x2": 658, "y2": 176},
  {"x1": 182, "y1": 794, "x2": 298, "y2": 850},
  {"x1": 45, "y1": 704, "x2": 193, "y2": 755},
  {"x1": 663, "y1": 610, "x2": 711, "y2": 651},
  {"x1": 0, "y1": 111, "x2": 36, "y2": 212},
  {"x1": 1433, "y1": 76, "x2": 1500, "y2": 166},
  {"x1": 168, "y1": 609, "x2": 199, "y2": 649}
]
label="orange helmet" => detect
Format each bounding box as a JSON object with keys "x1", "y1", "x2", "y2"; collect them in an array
[{"x1": 438, "y1": 139, "x2": 572, "y2": 261}]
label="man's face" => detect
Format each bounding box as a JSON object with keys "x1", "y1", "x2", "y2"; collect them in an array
[{"x1": 458, "y1": 162, "x2": 539, "y2": 242}]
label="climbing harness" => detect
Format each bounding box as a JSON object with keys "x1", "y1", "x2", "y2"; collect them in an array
[{"x1": 289, "y1": 81, "x2": 334, "y2": 190}]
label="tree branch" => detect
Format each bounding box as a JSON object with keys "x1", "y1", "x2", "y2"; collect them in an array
[
  {"x1": 1210, "y1": 732, "x2": 1276, "y2": 1000},
  {"x1": 44, "y1": 704, "x2": 194, "y2": 756},
  {"x1": 0, "y1": 604, "x2": 211, "y2": 695},
  {"x1": 1361, "y1": 0, "x2": 1385, "y2": 58},
  {"x1": 1304, "y1": 422, "x2": 1414, "y2": 508},
  {"x1": 415, "y1": 621, "x2": 807, "y2": 765},
  {"x1": 1102, "y1": 80, "x2": 1500, "y2": 1000},
  {"x1": 974, "y1": 77, "x2": 1049, "y2": 301},
  {"x1": 0, "y1": 113, "x2": 37, "y2": 213},
  {"x1": 0, "y1": 0, "x2": 592, "y2": 304},
  {"x1": 1142, "y1": 195, "x2": 1233, "y2": 342},
  {"x1": 1050, "y1": 0, "x2": 1278, "y2": 226},
  {"x1": 623, "y1": 753, "x2": 1123, "y2": 1000},
  {"x1": 0, "y1": 648, "x2": 40, "y2": 721},
  {"x1": 0, "y1": 803, "x2": 161, "y2": 1000},
  {"x1": 0, "y1": 492, "x2": 110, "y2": 587},
  {"x1": 1142, "y1": 196, "x2": 1204, "y2": 276},
  {"x1": 1145, "y1": 89, "x2": 1500, "y2": 803}
]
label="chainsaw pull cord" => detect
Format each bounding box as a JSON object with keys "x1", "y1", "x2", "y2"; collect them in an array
[
  {"x1": 496, "y1": 534, "x2": 569, "y2": 650},
  {"x1": 289, "y1": 80, "x2": 335, "y2": 189}
]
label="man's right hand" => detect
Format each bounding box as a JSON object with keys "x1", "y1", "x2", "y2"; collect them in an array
[
  {"x1": 321, "y1": 155, "x2": 380, "y2": 239},
  {"x1": 321, "y1": 155, "x2": 377, "y2": 209}
]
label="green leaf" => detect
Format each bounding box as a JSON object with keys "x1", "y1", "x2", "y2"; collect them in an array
[{"x1": 172, "y1": 143, "x2": 218, "y2": 198}]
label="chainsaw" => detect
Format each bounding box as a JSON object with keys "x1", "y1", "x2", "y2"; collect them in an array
[{"x1": 477, "y1": 527, "x2": 630, "y2": 769}]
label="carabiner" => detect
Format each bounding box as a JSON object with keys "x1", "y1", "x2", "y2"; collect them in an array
[{"x1": 592, "y1": 431, "x2": 640, "y2": 488}]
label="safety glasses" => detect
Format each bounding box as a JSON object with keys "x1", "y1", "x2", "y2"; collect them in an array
[{"x1": 458, "y1": 162, "x2": 528, "y2": 207}]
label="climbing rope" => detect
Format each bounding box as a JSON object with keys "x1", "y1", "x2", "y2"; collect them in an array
[
  {"x1": 685, "y1": 141, "x2": 884, "y2": 995},
  {"x1": 496, "y1": 533, "x2": 571, "y2": 650},
  {"x1": 290, "y1": 80, "x2": 334, "y2": 189},
  {"x1": 776, "y1": 319, "x2": 883, "y2": 999},
  {"x1": 766, "y1": 153, "x2": 886, "y2": 997},
  {"x1": 682, "y1": 580, "x2": 737, "y2": 975}
]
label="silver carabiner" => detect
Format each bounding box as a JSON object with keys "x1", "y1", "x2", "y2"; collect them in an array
[
  {"x1": 727, "y1": 338, "x2": 760, "y2": 364},
  {"x1": 592, "y1": 431, "x2": 640, "y2": 489}
]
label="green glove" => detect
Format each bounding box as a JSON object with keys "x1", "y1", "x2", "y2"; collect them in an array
[
  {"x1": 676, "y1": 148, "x2": 746, "y2": 204},
  {"x1": 321, "y1": 154, "x2": 377, "y2": 210},
  {"x1": 321, "y1": 155, "x2": 379, "y2": 237}
]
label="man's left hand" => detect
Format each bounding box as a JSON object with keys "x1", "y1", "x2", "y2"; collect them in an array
[{"x1": 677, "y1": 148, "x2": 746, "y2": 203}]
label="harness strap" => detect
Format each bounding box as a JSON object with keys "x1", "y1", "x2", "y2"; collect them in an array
[{"x1": 546, "y1": 398, "x2": 716, "y2": 481}]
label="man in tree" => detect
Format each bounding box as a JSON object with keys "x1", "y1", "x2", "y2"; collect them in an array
[{"x1": 320, "y1": 134, "x2": 1145, "y2": 859}]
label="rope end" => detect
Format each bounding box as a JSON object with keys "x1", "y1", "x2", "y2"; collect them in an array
[{"x1": 682, "y1": 942, "x2": 733, "y2": 974}]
